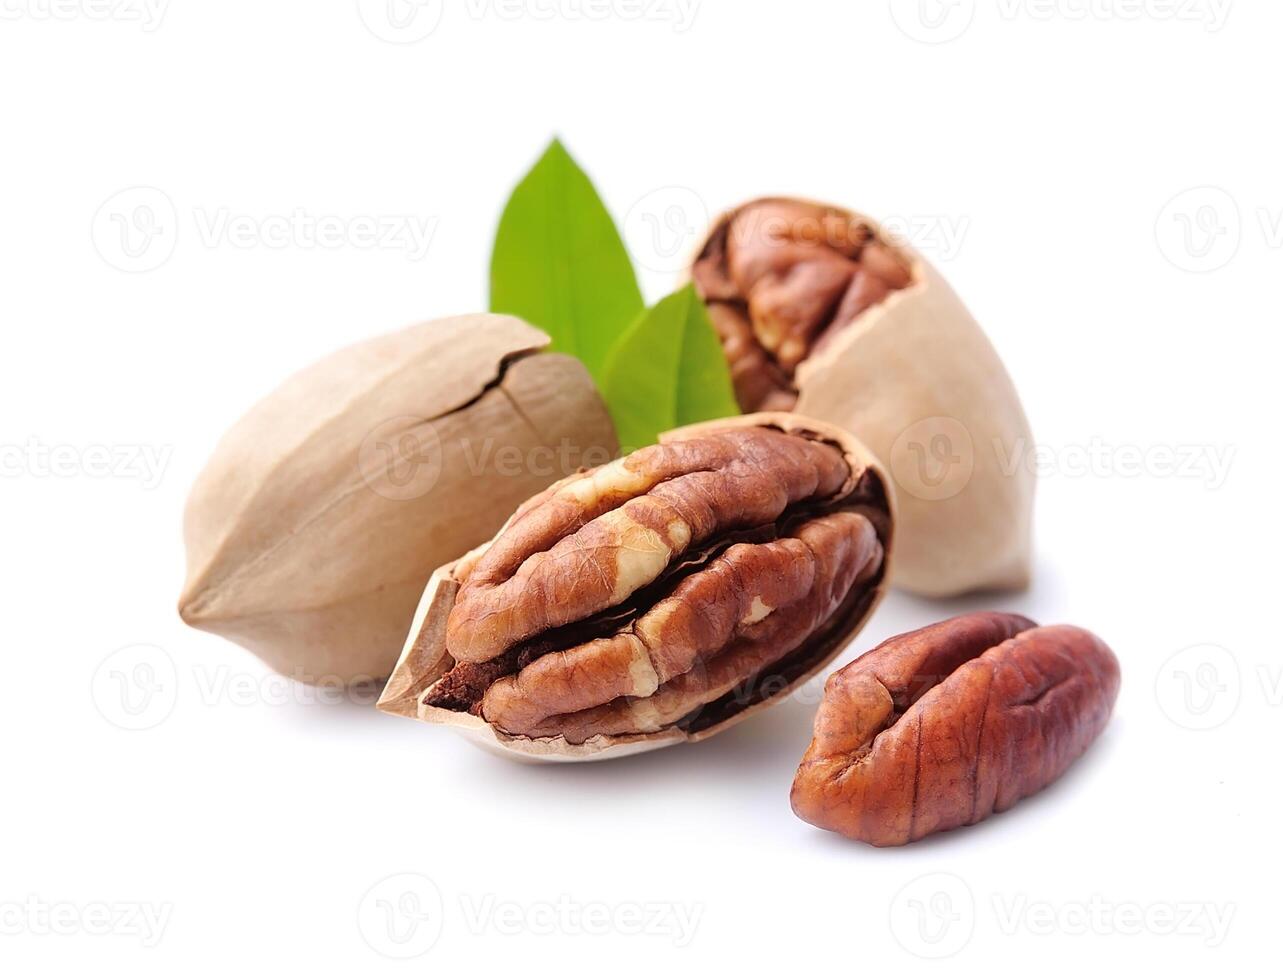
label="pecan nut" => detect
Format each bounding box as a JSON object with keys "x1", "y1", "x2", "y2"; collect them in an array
[
  {"x1": 692, "y1": 199, "x2": 912, "y2": 412},
  {"x1": 691, "y1": 198, "x2": 1035, "y2": 600},
  {"x1": 377, "y1": 414, "x2": 894, "y2": 762},
  {"x1": 790, "y1": 612, "x2": 1120, "y2": 845},
  {"x1": 178, "y1": 314, "x2": 616, "y2": 684}
]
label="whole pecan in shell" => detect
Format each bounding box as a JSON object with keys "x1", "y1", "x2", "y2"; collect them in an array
[
  {"x1": 377, "y1": 414, "x2": 894, "y2": 762},
  {"x1": 178, "y1": 314, "x2": 616, "y2": 684},
  {"x1": 791, "y1": 612, "x2": 1120, "y2": 845}
]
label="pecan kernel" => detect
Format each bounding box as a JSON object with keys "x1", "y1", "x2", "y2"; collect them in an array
[
  {"x1": 791, "y1": 612, "x2": 1120, "y2": 845},
  {"x1": 426, "y1": 420, "x2": 892, "y2": 747},
  {"x1": 692, "y1": 200, "x2": 912, "y2": 412}
]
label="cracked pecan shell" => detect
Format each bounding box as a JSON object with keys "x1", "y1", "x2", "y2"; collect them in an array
[
  {"x1": 179, "y1": 314, "x2": 616, "y2": 684},
  {"x1": 377, "y1": 413, "x2": 894, "y2": 762},
  {"x1": 790, "y1": 612, "x2": 1120, "y2": 845},
  {"x1": 691, "y1": 197, "x2": 1035, "y2": 600}
]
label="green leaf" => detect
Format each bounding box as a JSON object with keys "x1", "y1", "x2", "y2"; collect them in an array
[
  {"x1": 489, "y1": 138, "x2": 644, "y2": 383},
  {"x1": 601, "y1": 285, "x2": 741, "y2": 450}
]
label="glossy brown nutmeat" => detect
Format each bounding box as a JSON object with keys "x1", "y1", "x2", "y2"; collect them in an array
[
  {"x1": 790, "y1": 612, "x2": 1120, "y2": 845},
  {"x1": 378, "y1": 414, "x2": 895, "y2": 762},
  {"x1": 690, "y1": 198, "x2": 1035, "y2": 601},
  {"x1": 691, "y1": 200, "x2": 911, "y2": 413},
  {"x1": 434, "y1": 422, "x2": 887, "y2": 744}
]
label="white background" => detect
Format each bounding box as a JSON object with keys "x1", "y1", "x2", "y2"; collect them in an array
[{"x1": 1, "y1": 1, "x2": 1275, "y2": 976}]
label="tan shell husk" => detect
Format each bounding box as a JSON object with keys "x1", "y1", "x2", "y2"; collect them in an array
[
  {"x1": 376, "y1": 412, "x2": 895, "y2": 763},
  {"x1": 179, "y1": 313, "x2": 618, "y2": 685},
  {"x1": 693, "y1": 198, "x2": 1034, "y2": 598}
]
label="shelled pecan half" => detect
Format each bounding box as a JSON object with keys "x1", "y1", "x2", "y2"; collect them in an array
[
  {"x1": 791, "y1": 612, "x2": 1120, "y2": 845},
  {"x1": 377, "y1": 414, "x2": 894, "y2": 762}
]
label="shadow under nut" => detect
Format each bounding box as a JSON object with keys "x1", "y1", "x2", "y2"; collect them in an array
[{"x1": 790, "y1": 612, "x2": 1120, "y2": 846}]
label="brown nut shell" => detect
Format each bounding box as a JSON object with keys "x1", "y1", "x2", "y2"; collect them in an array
[
  {"x1": 691, "y1": 198, "x2": 1034, "y2": 598},
  {"x1": 377, "y1": 413, "x2": 895, "y2": 763},
  {"x1": 790, "y1": 612, "x2": 1120, "y2": 845},
  {"x1": 178, "y1": 314, "x2": 618, "y2": 685}
]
